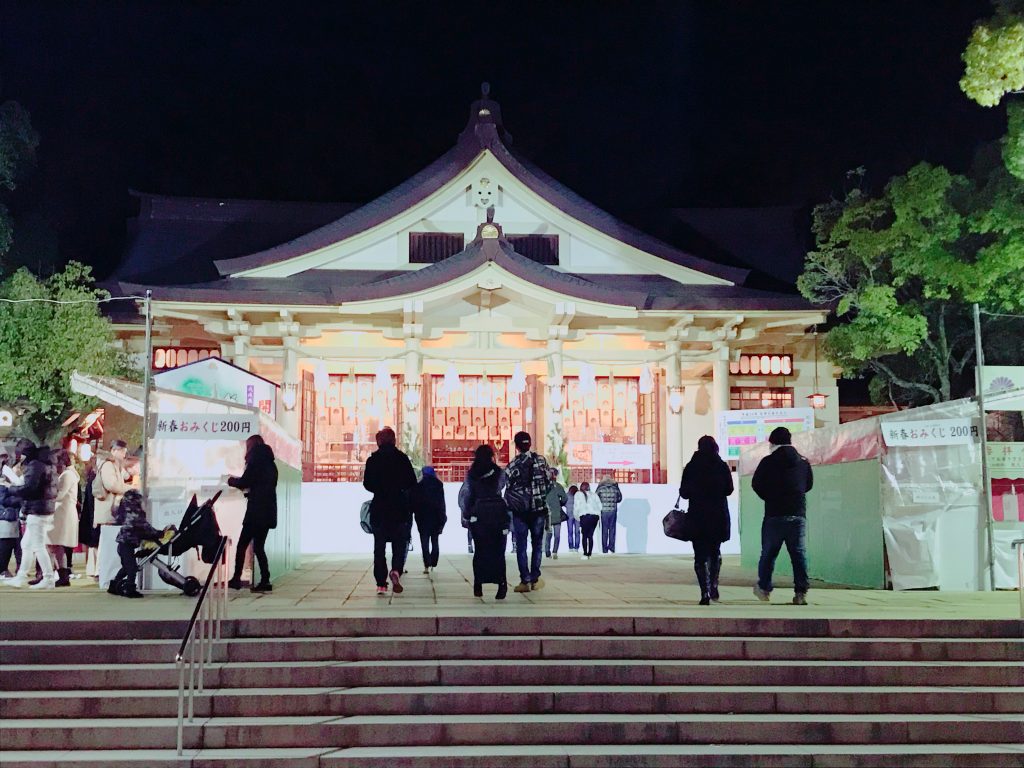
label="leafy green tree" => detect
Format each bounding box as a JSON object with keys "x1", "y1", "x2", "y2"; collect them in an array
[
  {"x1": 0, "y1": 97, "x2": 40, "y2": 265},
  {"x1": 0, "y1": 262, "x2": 134, "y2": 440},
  {"x1": 798, "y1": 154, "x2": 1024, "y2": 405}
]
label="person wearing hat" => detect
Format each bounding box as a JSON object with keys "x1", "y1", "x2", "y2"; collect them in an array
[
  {"x1": 679, "y1": 435, "x2": 734, "y2": 605},
  {"x1": 410, "y1": 466, "x2": 446, "y2": 574},
  {"x1": 751, "y1": 427, "x2": 813, "y2": 605},
  {"x1": 504, "y1": 431, "x2": 552, "y2": 593}
]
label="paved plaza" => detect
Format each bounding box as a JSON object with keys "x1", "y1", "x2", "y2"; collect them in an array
[{"x1": 1, "y1": 554, "x2": 1018, "y2": 623}]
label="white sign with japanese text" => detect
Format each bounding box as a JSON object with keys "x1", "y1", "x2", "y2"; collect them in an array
[
  {"x1": 154, "y1": 413, "x2": 259, "y2": 441},
  {"x1": 881, "y1": 418, "x2": 979, "y2": 447},
  {"x1": 590, "y1": 442, "x2": 653, "y2": 470}
]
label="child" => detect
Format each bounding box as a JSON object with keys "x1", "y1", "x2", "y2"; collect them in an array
[{"x1": 110, "y1": 490, "x2": 161, "y2": 598}]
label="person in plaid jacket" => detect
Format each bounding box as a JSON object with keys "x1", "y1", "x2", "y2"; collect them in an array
[{"x1": 504, "y1": 431, "x2": 552, "y2": 593}]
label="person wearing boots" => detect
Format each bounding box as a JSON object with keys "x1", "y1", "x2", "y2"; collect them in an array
[
  {"x1": 462, "y1": 444, "x2": 509, "y2": 599},
  {"x1": 48, "y1": 449, "x2": 80, "y2": 587},
  {"x1": 679, "y1": 436, "x2": 734, "y2": 605},
  {"x1": 4, "y1": 440, "x2": 57, "y2": 589},
  {"x1": 227, "y1": 435, "x2": 278, "y2": 593},
  {"x1": 411, "y1": 466, "x2": 446, "y2": 574},
  {"x1": 110, "y1": 490, "x2": 162, "y2": 597}
]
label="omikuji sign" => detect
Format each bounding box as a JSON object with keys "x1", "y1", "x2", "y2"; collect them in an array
[
  {"x1": 154, "y1": 414, "x2": 259, "y2": 440},
  {"x1": 881, "y1": 419, "x2": 980, "y2": 447}
]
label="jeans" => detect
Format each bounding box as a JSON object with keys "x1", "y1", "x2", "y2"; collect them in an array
[
  {"x1": 419, "y1": 531, "x2": 439, "y2": 569},
  {"x1": 16, "y1": 515, "x2": 54, "y2": 580},
  {"x1": 512, "y1": 514, "x2": 545, "y2": 584},
  {"x1": 112, "y1": 540, "x2": 139, "y2": 590},
  {"x1": 233, "y1": 524, "x2": 271, "y2": 585},
  {"x1": 0, "y1": 538, "x2": 21, "y2": 573},
  {"x1": 601, "y1": 510, "x2": 617, "y2": 553},
  {"x1": 579, "y1": 514, "x2": 599, "y2": 556},
  {"x1": 757, "y1": 516, "x2": 809, "y2": 594},
  {"x1": 544, "y1": 522, "x2": 561, "y2": 556},
  {"x1": 566, "y1": 516, "x2": 580, "y2": 550},
  {"x1": 373, "y1": 533, "x2": 409, "y2": 587}
]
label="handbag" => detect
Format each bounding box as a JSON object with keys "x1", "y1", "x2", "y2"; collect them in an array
[
  {"x1": 359, "y1": 500, "x2": 373, "y2": 535},
  {"x1": 662, "y1": 496, "x2": 694, "y2": 542}
]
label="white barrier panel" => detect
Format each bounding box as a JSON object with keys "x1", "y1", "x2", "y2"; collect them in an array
[{"x1": 300, "y1": 481, "x2": 741, "y2": 557}]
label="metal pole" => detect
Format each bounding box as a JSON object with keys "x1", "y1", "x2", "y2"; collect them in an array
[
  {"x1": 197, "y1": 597, "x2": 205, "y2": 694},
  {"x1": 973, "y1": 303, "x2": 997, "y2": 591},
  {"x1": 141, "y1": 289, "x2": 153, "y2": 498},
  {"x1": 187, "y1": 630, "x2": 196, "y2": 721},
  {"x1": 176, "y1": 660, "x2": 185, "y2": 755}
]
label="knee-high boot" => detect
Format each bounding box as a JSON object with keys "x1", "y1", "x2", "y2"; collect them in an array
[
  {"x1": 708, "y1": 555, "x2": 722, "y2": 602},
  {"x1": 694, "y1": 559, "x2": 711, "y2": 605}
]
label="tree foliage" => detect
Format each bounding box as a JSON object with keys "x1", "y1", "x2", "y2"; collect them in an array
[
  {"x1": 0, "y1": 98, "x2": 40, "y2": 263},
  {"x1": 0, "y1": 262, "x2": 132, "y2": 439},
  {"x1": 798, "y1": 156, "x2": 1024, "y2": 405},
  {"x1": 961, "y1": 0, "x2": 1024, "y2": 107}
]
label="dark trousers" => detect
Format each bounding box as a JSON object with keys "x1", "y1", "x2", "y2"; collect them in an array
[
  {"x1": 758, "y1": 516, "x2": 809, "y2": 594},
  {"x1": 233, "y1": 524, "x2": 271, "y2": 585},
  {"x1": 601, "y1": 510, "x2": 617, "y2": 553},
  {"x1": 112, "y1": 541, "x2": 139, "y2": 591},
  {"x1": 544, "y1": 522, "x2": 561, "y2": 555},
  {"x1": 579, "y1": 514, "x2": 599, "y2": 556},
  {"x1": 512, "y1": 514, "x2": 545, "y2": 584},
  {"x1": 566, "y1": 517, "x2": 580, "y2": 550},
  {"x1": 419, "y1": 531, "x2": 439, "y2": 569},
  {"x1": 0, "y1": 538, "x2": 22, "y2": 573},
  {"x1": 692, "y1": 538, "x2": 722, "y2": 597},
  {"x1": 373, "y1": 533, "x2": 409, "y2": 587}
]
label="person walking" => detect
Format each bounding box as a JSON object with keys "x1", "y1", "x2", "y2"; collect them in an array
[
  {"x1": 462, "y1": 444, "x2": 509, "y2": 599},
  {"x1": 543, "y1": 469, "x2": 568, "y2": 559},
  {"x1": 573, "y1": 481, "x2": 601, "y2": 559},
  {"x1": 0, "y1": 452, "x2": 23, "y2": 579},
  {"x1": 595, "y1": 475, "x2": 622, "y2": 554},
  {"x1": 751, "y1": 427, "x2": 813, "y2": 605},
  {"x1": 48, "y1": 449, "x2": 80, "y2": 588},
  {"x1": 227, "y1": 434, "x2": 278, "y2": 593},
  {"x1": 564, "y1": 484, "x2": 580, "y2": 553},
  {"x1": 4, "y1": 440, "x2": 56, "y2": 589},
  {"x1": 411, "y1": 466, "x2": 446, "y2": 574},
  {"x1": 362, "y1": 427, "x2": 417, "y2": 596},
  {"x1": 679, "y1": 436, "x2": 733, "y2": 605},
  {"x1": 504, "y1": 431, "x2": 552, "y2": 593}
]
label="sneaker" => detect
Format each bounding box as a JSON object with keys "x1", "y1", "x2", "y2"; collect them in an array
[
  {"x1": 389, "y1": 569, "x2": 403, "y2": 594},
  {"x1": 531, "y1": 578, "x2": 545, "y2": 592},
  {"x1": 29, "y1": 575, "x2": 55, "y2": 590},
  {"x1": 123, "y1": 589, "x2": 144, "y2": 599},
  {"x1": 376, "y1": 585, "x2": 388, "y2": 596},
  {"x1": 753, "y1": 586, "x2": 771, "y2": 602},
  {"x1": 699, "y1": 596, "x2": 711, "y2": 606},
  {"x1": 4, "y1": 574, "x2": 28, "y2": 588},
  {"x1": 552, "y1": 553, "x2": 558, "y2": 560},
  {"x1": 793, "y1": 593, "x2": 808, "y2": 606},
  {"x1": 0, "y1": 571, "x2": 12, "y2": 579},
  {"x1": 227, "y1": 578, "x2": 244, "y2": 590},
  {"x1": 513, "y1": 581, "x2": 531, "y2": 593}
]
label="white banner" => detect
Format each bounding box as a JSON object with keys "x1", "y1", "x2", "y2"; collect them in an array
[
  {"x1": 881, "y1": 418, "x2": 979, "y2": 447},
  {"x1": 590, "y1": 442, "x2": 653, "y2": 470},
  {"x1": 154, "y1": 413, "x2": 258, "y2": 441}
]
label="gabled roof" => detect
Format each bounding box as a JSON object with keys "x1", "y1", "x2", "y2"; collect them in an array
[{"x1": 213, "y1": 87, "x2": 749, "y2": 285}]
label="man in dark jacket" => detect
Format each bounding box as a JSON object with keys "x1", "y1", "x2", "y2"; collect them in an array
[
  {"x1": 227, "y1": 435, "x2": 278, "y2": 592},
  {"x1": 4, "y1": 440, "x2": 56, "y2": 589},
  {"x1": 504, "y1": 431, "x2": 552, "y2": 594},
  {"x1": 411, "y1": 466, "x2": 446, "y2": 574},
  {"x1": 363, "y1": 427, "x2": 417, "y2": 595},
  {"x1": 751, "y1": 427, "x2": 813, "y2": 605}
]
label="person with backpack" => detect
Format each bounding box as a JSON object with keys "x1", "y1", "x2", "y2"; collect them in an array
[
  {"x1": 543, "y1": 468, "x2": 568, "y2": 559},
  {"x1": 504, "y1": 431, "x2": 552, "y2": 593},
  {"x1": 411, "y1": 466, "x2": 446, "y2": 574},
  {"x1": 362, "y1": 427, "x2": 417, "y2": 596},
  {"x1": 679, "y1": 435, "x2": 734, "y2": 605},
  {"x1": 462, "y1": 444, "x2": 509, "y2": 599},
  {"x1": 595, "y1": 475, "x2": 623, "y2": 554}
]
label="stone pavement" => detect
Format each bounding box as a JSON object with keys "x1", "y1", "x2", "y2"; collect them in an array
[{"x1": 1, "y1": 553, "x2": 1018, "y2": 623}]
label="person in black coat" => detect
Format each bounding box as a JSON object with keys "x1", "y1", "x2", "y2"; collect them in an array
[
  {"x1": 410, "y1": 465, "x2": 446, "y2": 574},
  {"x1": 227, "y1": 434, "x2": 278, "y2": 592},
  {"x1": 362, "y1": 427, "x2": 417, "y2": 595},
  {"x1": 679, "y1": 435, "x2": 734, "y2": 605},
  {"x1": 461, "y1": 444, "x2": 509, "y2": 600},
  {"x1": 751, "y1": 426, "x2": 814, "y2": 605},
  {"x1": 5, "y1": 440, "x2": 57, "y2": 589}
]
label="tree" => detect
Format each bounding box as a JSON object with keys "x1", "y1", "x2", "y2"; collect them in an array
[
  {"x1": 798, "y1": 154, "x2": 1024, "y2": 405},
  {"x1": 0, "y1": 97, "x2": 40, "y2": 265},
  {"x1": 0, "y1": 262, "x2": 134, "y2": 440}
]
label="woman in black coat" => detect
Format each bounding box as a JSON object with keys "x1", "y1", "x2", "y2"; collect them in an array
[
  {"x1": 679, "y1": 435, "x2": 734, "y2": 605},
  {"x1": 227, "y1": 434, "x2": 278, "y2": 592},
  {"x1": 410, "y1": 466, "x2": 446, "y2": 573},
  {"x1": 461, "y1": 444, "x2": 509, "y2": 600},
  {"x1": 362, "y1": 427, "x2": 417, "y2": 595}
]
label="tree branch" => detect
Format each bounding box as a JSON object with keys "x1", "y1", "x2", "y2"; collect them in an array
[{"x1": 870, "y1": 360, "x2": 941, "y2": 402}]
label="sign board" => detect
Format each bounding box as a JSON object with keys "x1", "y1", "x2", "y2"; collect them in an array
[
  {"x1": 154, "y1": 414, "x2": 258, "y2": 441},
  {"x1": 590, "y1": 442, "x2": 653, "y2": 471},
  {"x1": 717, "y1": 408, "x2": 815, "y2": 460},
  {"x1": 154, "y1": 358, "x2": 277, "y2": 418},
  {"x1": 988, "y1": 442, "x2": 1024, "y2": 522},
  {"x1": 881, "y1": 418, "x2": 979, "y2": 447},
  {"x1": 981, "y1": 366, "x2": 1024, "y2": 412}
]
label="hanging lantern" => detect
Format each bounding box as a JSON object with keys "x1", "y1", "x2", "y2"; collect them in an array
[
  {"x1": 639, "y1": 364, "x2": 653, "y2": 395},
  {"x1": 509, "y1": 362, "x2": 527, "y2": 394},
  {"x1": 807, "y1": 327, "x2": 828, "y2": 410},
  {"x1": 313, "y1": 360, "x2": 329, "y2": 392},
  {"x1": 808, "y1": 392, "x2": 829, "y2": 410}
]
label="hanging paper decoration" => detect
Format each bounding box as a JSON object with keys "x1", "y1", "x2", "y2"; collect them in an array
[
  {"x1": 639, "y1": 364, "x2": 653, "y2": 395},
  {"x1": 578, "y1": 362, "x2": 597, "y2": 395},
  {"x1": 442, "y1": 364, "x2": 460, "y2": 396},
  {"x1": 374, "y1": 361, "x2": 391, "y2": 394},
  {"x1": 509, "y1": 362, "x2": 527, "y2": 394},
  {"x1": 313, "y1": 360, "x2": 329, "y2": 392}
]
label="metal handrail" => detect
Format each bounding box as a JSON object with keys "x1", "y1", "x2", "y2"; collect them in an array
[{"x1": 175, "y1": 535, "x2": 229, "y2": 755}]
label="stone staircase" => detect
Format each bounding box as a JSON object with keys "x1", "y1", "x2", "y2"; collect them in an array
[{"x1": 1, "y1": 616, "x2": 1022, "y2": 767}]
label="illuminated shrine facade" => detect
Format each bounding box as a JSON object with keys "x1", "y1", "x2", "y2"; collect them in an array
[{"x1": 109, "y1": 89, "x2": 837, "y2": 484}]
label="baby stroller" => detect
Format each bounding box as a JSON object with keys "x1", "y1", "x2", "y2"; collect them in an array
[{"x1": 136, "y1": 492, "x2": 224, "y2": 596}]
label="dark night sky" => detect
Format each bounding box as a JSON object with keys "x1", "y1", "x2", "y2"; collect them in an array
[{"x1": 0, "y1": 1, "x2": 1008, "y2": 279}]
